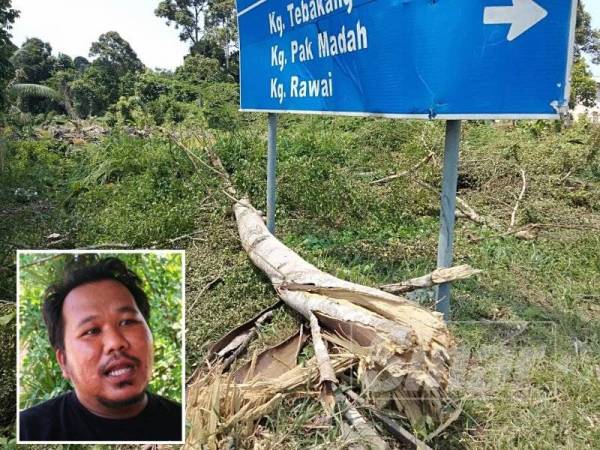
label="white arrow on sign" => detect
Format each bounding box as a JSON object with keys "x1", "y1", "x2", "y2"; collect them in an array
[{"x1": 484, "y1": 0, "x2": 548, "y2": 41}]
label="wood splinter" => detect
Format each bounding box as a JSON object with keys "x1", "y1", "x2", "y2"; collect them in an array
[
  {"x1": 380, "y1": 265, "x2": 481, "y2": 295},
  {"x1": 336, "y1": 392, "x2": 389, "y2": 450},
  {"x1": 343, "y1": 388, "x2": 433, "y2": 450}
]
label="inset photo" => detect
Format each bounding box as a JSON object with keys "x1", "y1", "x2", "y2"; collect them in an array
[{"x1": 16, "y1": 250, "x2": 185, "y2": 444}]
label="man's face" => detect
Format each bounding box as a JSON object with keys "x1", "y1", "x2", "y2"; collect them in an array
[{"x1": 56, "y1": 279, "x2": 153, "y2": 416}]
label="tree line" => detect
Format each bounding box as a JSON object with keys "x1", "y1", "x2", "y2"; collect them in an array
[{"x1": 0, "y1": 0, "x2": 239, "y2": 124}]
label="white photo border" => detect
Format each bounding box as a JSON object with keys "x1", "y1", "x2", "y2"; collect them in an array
[{"x1": 16, "y1": 249, "x2": 186, "y2": 445}]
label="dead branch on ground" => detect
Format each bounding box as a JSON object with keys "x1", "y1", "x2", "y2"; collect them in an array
[
  {"x1": 337, "y1": 391, "x2": 389, "y2": 450},
  {"x1": 343, "y1": 387, "x2": 433, "y2": 450},
  {"x1": 380, "y1": 265, "x2": 481, "y2": 295},
  {"x1": 370, "y1": 151, "x2": 492, "y2": 228},
  {"x1": 508, "y1": 169, "x2": 527, "y2": 232},
  {"x1": 371, "y1": 152, "x2": 434, "y2": 185}
]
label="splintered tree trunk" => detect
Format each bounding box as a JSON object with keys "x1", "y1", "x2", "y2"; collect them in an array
[
  {"x1": 233, "y1": 198, "x2": 453, "y2": 423},
  {"x1": 196, "y1": 145, "x2": 454, "y2": 433}
]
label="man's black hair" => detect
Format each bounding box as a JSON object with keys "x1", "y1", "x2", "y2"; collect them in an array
[{"x1": 42, "y1": 257, "x2": 150, "y2": 350}]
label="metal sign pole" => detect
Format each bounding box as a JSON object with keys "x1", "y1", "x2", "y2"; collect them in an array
[
  {"x1": 436, "y1": 120, "x2": 462, "y2": 321},
  {"x1": 267, "y1": 113, "x2": 278, "y2": 234}
]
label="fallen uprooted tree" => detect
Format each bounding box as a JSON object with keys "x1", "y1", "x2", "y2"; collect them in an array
[{"x1": 185, "y1": 141, "x2": 470, "y2": 448}]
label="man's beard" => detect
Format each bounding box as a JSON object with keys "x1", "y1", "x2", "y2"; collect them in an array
[
  {"x1": 96, "y1": 351, "x2": 147, "y2": 409},
  {"x1": 97, "y1": 389, "x2": 147, "y2": 409}
]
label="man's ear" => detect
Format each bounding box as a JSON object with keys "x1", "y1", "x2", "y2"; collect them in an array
[{"x1": 55, "y1": 348, "x2": 70, "y2": 380}]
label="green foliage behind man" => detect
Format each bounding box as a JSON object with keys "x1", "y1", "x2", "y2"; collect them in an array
[{"x1": 0, "y1": 303, "x2": 16, "y2": 430}]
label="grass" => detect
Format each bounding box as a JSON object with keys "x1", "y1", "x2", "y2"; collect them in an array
[
  {"x1": 184, "y1": 116, "x2": 599, "y2": 448},
  {"x1": 1, "y1": 115, "x2": 599, "y2": 448}
]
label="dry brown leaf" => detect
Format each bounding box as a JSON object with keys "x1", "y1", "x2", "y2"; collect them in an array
[
  {"x1": 234, "y1": 328, "x2": 308, "y2": 383},
  {"x1": 209, "y1": 302, "x2": 281, "y2": 359}
]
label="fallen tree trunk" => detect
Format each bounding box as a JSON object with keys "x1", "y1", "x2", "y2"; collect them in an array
[
  {"x1": 185, "y1": 146, "x2": 455, "y2": 447},
  {"x1": 233, "y1": 198, "x2": 453, "y2": 423}
]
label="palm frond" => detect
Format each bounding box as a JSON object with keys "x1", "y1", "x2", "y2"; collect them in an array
[{"x1": 8, "y1": 83, "x2": 64, "y2": 103}]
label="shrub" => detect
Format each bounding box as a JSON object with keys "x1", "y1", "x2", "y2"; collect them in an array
[
  {"x1": 69, "y1": 133, "x2": 213, "y2": 246},
  {"x1": 201, "y1": 82, "x2": 240, "y2": 131},
  {"x1": 0, "y1": 304, "x2": 16, "y2": 428}
]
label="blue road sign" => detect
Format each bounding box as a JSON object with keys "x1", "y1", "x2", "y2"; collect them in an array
[{"x1": 236, "y1": 0, "x2": 577, "y2": 119}]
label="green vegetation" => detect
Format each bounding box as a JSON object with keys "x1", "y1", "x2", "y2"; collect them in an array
[
  {"x1": 0, "y1": 0, "x2": 18, "y2": 113},
  {"x1": 0, "y1": 301, "x2": 16, "y2": 435},
  {"x1": 18, "y1": 252, "x2": 183, "y2": 409},
  {"x1": 1, "y1": 109, "x2": 599, "y2": 448},
  {"x1": 184, "y1": 117, "x2": 600, "y2": 448}
]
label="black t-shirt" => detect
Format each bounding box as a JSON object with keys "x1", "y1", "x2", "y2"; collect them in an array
[{"x1": 19, "y1": 391, "x2": 182, "y2": 442}]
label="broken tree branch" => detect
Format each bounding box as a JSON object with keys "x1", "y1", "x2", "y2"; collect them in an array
[
  {"x1": 470, "y1": 221, "x2": 600, "y2": 243},
  {"x1": 309, "y1": 312, "x2": 338, "y2": 386},
  {"x1": 424, "y1": 402, "x2": 463, "y2": 442},
  {"x1": 369, "y1": 152, "x2": 493, "y2": 229},
  {"x1": 411, "y1": 178, "x2": 491, "y2": 228},
  {"x1": 454, "y1": 195, "x2": 489, "y2": 228},
  {"x1": 337, "y1": 392, "x2": 389, "y2": 450},
  {"x1": 189, "y1": 275, "x2": 223, "y2": 311},
  {"x1": 508, "y1": 169, "x2": 527, "y2": 232},
  {"x1": 371, "y1": 152, "x2": 434, "y2": 185},
  {"x1": 310, "y1": 312, "x2": 339, "y2": 414},
  {"x1": 380, "y1": 265, "x2": 481, "y2": 295}
]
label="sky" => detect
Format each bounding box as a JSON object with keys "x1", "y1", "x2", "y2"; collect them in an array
[
  {"x1": 8, "y1": 0, "x2": 600, "y2": 76},
  {"x1": 10, "y1": 0, "x2": 190, "y2": 71}
]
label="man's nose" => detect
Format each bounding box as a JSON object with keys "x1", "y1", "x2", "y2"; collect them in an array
[{"x1": 103, "y1": 326, "x2": 130, "y2": 353}]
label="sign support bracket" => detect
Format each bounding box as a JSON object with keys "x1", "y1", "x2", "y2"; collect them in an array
[
  {"x1": 267, "y1": 113, "x2": 278, "y2": 234},
  {"x1": 436, "y1": 120, "x2": 462, "y2": 321}
]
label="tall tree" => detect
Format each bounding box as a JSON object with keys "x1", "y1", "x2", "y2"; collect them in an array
[
  {"x1": 155, "y1": 0, "x2": 207, "y2": 47},
  {"x1": 570, "y1": 59, "x2": 598, "y2": 108},
  {"x1": 189, "y1": 37, "x2": 238, "y2": 81},
  {"x1": 70, "y1": 65, "x2": 118, "y2": 118},
  {"x1": 9, "y1": 38, "x2": 59, "y2": 114},
  {"x1": 0, "y1": 0, "x2": 18, "y2": 111},
  {"x1": 204, "y1": 0, "x2": 237, "y2": 70},
  {"x1": 175, "y1": 53, "x2": 225, "y2": 83},
  {"x1": 10, "y1": 38, "x2": 55, "y2": 83},
  {"x1": 89, "y1": 31, "x2": 144, "y2": 77},
  {"x1": 576, "y1": 2, "x2": 600, "y2": 64},
  {"x1": 74, "y1": 56, "x2": 90, "y2": 73},
  {"x1": 53, "y1": 53, "x2": 74, "y2": 73},
  {"x1": 571, "y1": 2, "x2": 600, "y2": 108},
  {"x1": 67, "y1": 33, "x2": 143, "y2": 118}
]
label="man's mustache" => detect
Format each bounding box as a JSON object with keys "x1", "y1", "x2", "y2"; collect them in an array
[{"x1": 100, "y1": 352, "x2": 141, "y2": 374}]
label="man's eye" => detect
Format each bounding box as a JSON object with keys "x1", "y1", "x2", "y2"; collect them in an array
[
  {"x1": 120, "y1": 319, "x2": 138, "y2": 326},
  {"x1": 84, "y1": 327, "x2": 100, "y2": 336}
]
